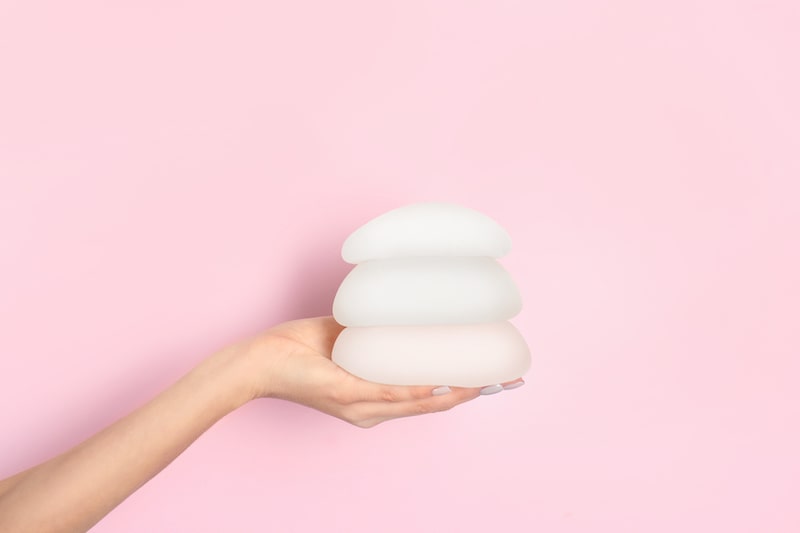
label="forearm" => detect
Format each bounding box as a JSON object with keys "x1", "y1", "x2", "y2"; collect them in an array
[
  {"x1": 0, "y1": 345, "x2": 259, "y2": 533},
  {"x1": 0, "y1": 317, "x2": 493, "y2": 531}
]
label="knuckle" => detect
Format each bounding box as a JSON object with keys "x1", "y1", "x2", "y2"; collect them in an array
[
  {"x1": 380, "y1": 388, "x2": 400, "y2": 402},
  {"x1": 412, "y1": 401, "x2": 436, "y2": 415}
]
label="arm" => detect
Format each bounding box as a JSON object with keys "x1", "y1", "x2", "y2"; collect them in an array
[
  {"x1": 0, "y1": 317, "x2": 507, "y2": 532},
  {"x1": 0, "y1": 344, "x2": 255, "y2": 532}
]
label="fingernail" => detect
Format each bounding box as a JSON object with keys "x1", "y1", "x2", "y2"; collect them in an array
[
  {"x1": 479, "y1": 384, "x2": 503, "y2": 396},
  {"x1": 503, "y1": 380, "x2": 525, "y2": 391},
  {"x1": 432, "y1": 386, "x2": 452, "y2": 396}
]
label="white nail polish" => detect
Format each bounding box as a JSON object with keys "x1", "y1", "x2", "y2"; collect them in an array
[
  {"x1": 480, "y1": 384, "x2": 503, "y2": 395},
  {"x1": 503, "y1": 380, "x2": 525, "y2": 391},
  {"x1": 432, "y1": 386, "x2": 452, "y2": 396}
]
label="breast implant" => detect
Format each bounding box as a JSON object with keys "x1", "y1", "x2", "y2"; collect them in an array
[{"x1": 331, "y1": 203, "x2": 530, "y2": 387}]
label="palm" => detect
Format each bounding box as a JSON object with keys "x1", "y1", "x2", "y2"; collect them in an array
[
  {"x1": 253, "y1": 316, "x2": 361, "y2": 406},
  {"x1": 266, "y1": 316, "x2": 344, "y2": 359},
  {"x1": 249, "y1": 315, "x2": 498, "y2": 428}
]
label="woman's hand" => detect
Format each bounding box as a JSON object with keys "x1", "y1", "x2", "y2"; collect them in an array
[
  {"x1": 235, "y1": 316, "x2": 519, "y2": 428},
  {"x1": 0, "y1": 316, "x2": 524, "y2": 533}
]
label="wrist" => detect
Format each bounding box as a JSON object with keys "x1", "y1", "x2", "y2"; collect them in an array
[
  {"x1": 197, "y1": 344, "x2": 265, "y2": 411},
  {"x1": 211, "y1": 331, "x2": 294, "y2": 404}
]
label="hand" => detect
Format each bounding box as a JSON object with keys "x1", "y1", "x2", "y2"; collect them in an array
[
  {"x1": 0, "y1": 316, "x2": 525, "y2": 532},
  {"x1": 238, "y1": 316, "x2": 521, "y2": 428}
]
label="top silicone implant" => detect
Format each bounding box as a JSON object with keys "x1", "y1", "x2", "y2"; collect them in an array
[{"x1": 341, "y1": 202, "x2": 512, "y2": 264}]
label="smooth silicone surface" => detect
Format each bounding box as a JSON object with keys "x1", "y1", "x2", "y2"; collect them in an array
[
  {"x1": 333, "y1": 257, "x2": 522, "y2": 327},
  {"x1": 331, "y1": 322, "x2": 531, "y2": 387},
  {"x1": 341, "y1": 202, "x2": 512, "y2": 264}
]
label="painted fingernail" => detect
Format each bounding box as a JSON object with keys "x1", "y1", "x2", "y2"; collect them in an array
[
  {"x1": 432, "y1": 386, "x2": 452, "y2": 396},
  {"x1": 480, "y1": 384, "x2": 503, "y2": 396},
  {"x1": 503, "y1": 380, "x2": 525, "y2": 391}
]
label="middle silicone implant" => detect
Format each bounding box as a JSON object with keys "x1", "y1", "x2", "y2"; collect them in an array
[{"x1": 332, "y1": 256, "x2": 522, "y2": 327}]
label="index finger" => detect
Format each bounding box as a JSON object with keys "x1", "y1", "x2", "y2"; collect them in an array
[{"x1": 353, "y1": 379, "x2": 479, "y2": 403}]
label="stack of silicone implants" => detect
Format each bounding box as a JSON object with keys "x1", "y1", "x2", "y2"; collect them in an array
[{"x1": 332, "y1": 203, "x2": 530, "y2": 387}]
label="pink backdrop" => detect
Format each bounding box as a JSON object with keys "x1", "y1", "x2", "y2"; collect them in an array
[{"x1": 1, "y1": 2, "x2": 798, "y2": 531}]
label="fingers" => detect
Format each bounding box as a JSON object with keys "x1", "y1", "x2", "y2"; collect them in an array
[
  {"x1": 353, "y1": 377, "x2": 526, "y2": 404},
  {"x1": 332, "y1": 376, "x2": 527, "y2": 428},
  {"x1": 344, "y1": 386, "x2": 483, "y2": 428},
  {"x1": 500, "y1": 378, "x2": 525, "y2": 390},
  {"x1": 477, "y1": 378, "x2": 526, "y2": 395},
  {"x1": 353, "y1": 380, "x2": 460, "y2": 403}
]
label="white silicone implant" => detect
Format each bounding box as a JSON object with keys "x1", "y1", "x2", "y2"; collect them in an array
[
  {"x1": 333, "y1": 257, "x2": 522, "y2": 327},
  {"x1": 342, "y1": 202, "x2": 512, "y2": 263},
  {"x1": 332, "y1": 322, "x2": 530, "y2": 387},
  {"x1": 331, "y1": 202, "x2": 530, "y2": 387}
]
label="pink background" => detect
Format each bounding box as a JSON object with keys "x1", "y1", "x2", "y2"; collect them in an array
[{"x1": 1, "y1": 1, "x2": 799, "y2": 531}]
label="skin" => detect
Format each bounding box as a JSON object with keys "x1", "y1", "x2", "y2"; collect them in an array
[{"x1": 0, "y1": 316, "x2": 522, "y2": 533}]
